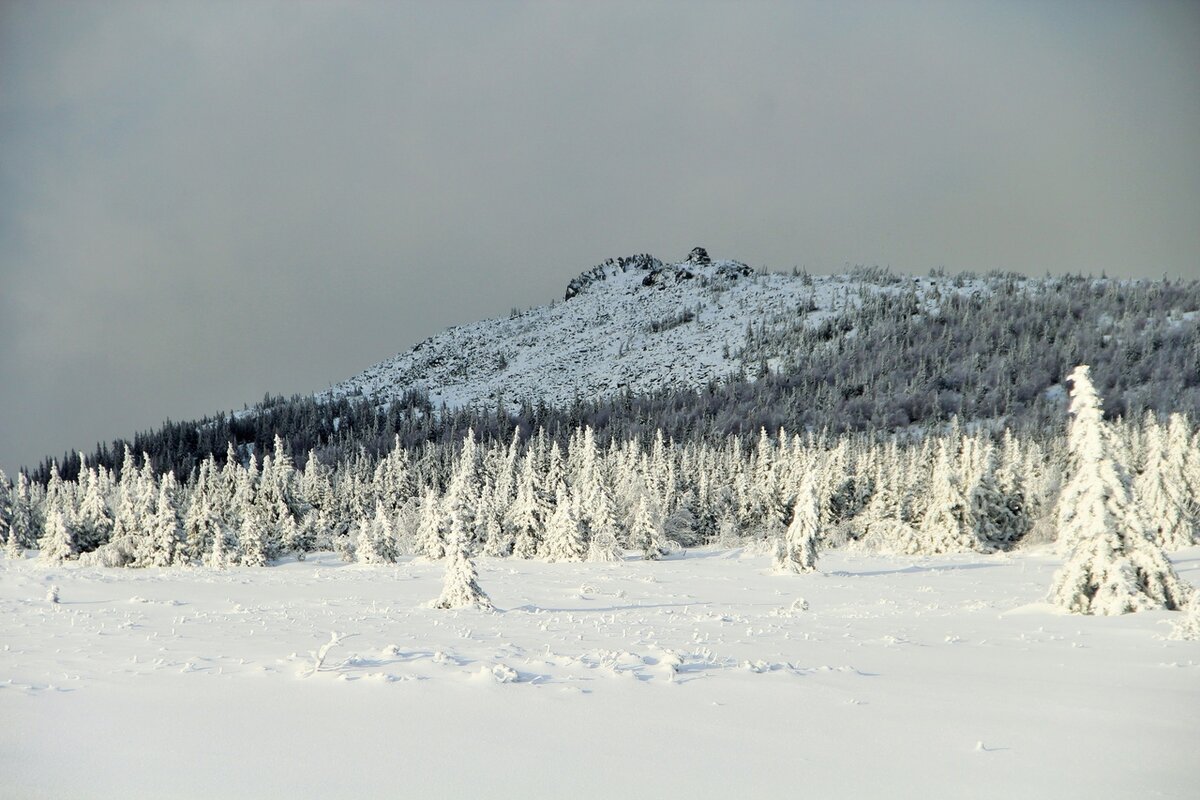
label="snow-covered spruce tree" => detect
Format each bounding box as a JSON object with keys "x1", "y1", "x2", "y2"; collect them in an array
[
  {"x1": 968, "y1": 442, "x2": 1022, "y2": 550},
  {"x1": 583, "y1": 483, "x2": 622, "y2": 562},
  {"x1": 1134, "y1": 416, "x2": 1194, "y2": 550},
  {"x1": 75, "y1": 465, "x2": 113, "y2": 553},
  {"x1": 141, "y1": 473, "x2": 183, "y2": 567},
  {"x1": 442, "y1": 432, "x2": 481, "y2": 552},
  {"x1": 238, "y1": 504, "x2": 269, "y2": 567},
  {"x1": 9, "y1": 472, "x2": 40, "y2": 554},
  {"x1": 478, "y1": 483, "x2": 513, "y2": 558},
  {"x1": 1049, "y1": 365, "x2": 1190, "y2": 615},
  {"x1": 543, "y1": 485, "x2": 587, "y2": 562},
  {"x1": 39, "y1": 508, "x2": 78, "y2": 563},
  {"x1": 993, "y1": 429, "x2": 1032, "y2": 545},
  {"x1": 1163, "y1": 414, "x2": 1198, "y2": 545},
  {"x1": 905, "y1": 439, "x2": 987, "y2": 554},
  {"x1": 431, "y1": 528, "x2": 493, "y2": 610},
  {"x1": 355, "y1": 503, "x2": 397, "y2": 564},
  {"x1": 413, "y1": 486, "x2": 446, "y2": 560},
  {"x1": 716, "y1": 510, "x2": 741, "y2": 549},
  {"x1": 506, "y1": 453, "x2": 543, "y2": 559},
  {"x1": 5, "y1": 478, "x2": 26, "y2": 557},
  {"x1": 628, "y1": 495, "x2": 665, "y2": 560},
  {"x1": 204, "y1": 506, "x2": 232, "y2": 569},
  {"x1": 0, "y1": 469, "x2": 11, "y2": 552},
  {"x1": 774, "y1": 473, "x2": 820, "y2": 573}
]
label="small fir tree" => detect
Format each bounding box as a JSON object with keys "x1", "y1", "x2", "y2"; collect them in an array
[
  {"x1": 432, "y1": 529, "x2": 493, "y2": 610},
  {"x1": 775, "y1": 474, "x2": 820, "y2": 573}
]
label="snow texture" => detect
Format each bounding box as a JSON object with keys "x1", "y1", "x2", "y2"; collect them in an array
[{"x1": 2, "y1": 546, "x2": 1196, "y2": 799}]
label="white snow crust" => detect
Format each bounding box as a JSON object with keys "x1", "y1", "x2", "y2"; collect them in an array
[{"x1": 2, "y1": 546, "x2": 1197, "y2": 798}]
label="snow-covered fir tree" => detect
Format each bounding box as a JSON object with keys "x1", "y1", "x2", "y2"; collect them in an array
[
  {"x1": 0, "y1": 470, "x2": 11, "y2": 551},
  {"x1": 142, "y1": 473, "x2": 183, "y2": 567},
  {"x1": 506, "y1": 453, "x2": 543, "y2": 559},
  {"x1": 1049, "y1": 365, "x2": 1190, "y2": 615},
  {"x1": 905, "y1": 439, "x2": 985, "y2": 554},
  {"x1": 356, "y1": 503, "x2": 397, "y2": 564},
  {"x1": 38, "y1": 508, "x2": 78, "y2": 563},
  {"x1": 413, "y1": 486, "x2": 446, "y2": 560},
  {"x1": 1134, "y1": 414, "x2": 1196, "y2": 550},
  {"x1": 74, "y1": 464, "x2": 113, "y2": 553},
  {"x1": 775, "y1": 472, "x2": 821, "y2": 573},
  {"x1": 204, "y1": 502, "x2": 232, "y2": 569},
  {"x1": 543, "y1": 485, "x2": 586, "y2": 562},
  {"x1": 238, "y1": 504, "x2": 269, "y2": 567},
  {"x1": 431, "y1": 528, "x2": 493, "y2": 610},
  {"x1": 628, "y1": 495, "x2": 665, "y2": 560}
]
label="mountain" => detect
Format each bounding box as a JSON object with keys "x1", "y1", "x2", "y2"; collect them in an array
[
  {"x1": 317, "y1": 247, "x2": 995, "y2": 412},
  {"x1": 23, "y1": 248, "x2": 1200, "y2": 482}
]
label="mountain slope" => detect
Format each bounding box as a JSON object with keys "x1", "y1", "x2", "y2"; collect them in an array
[{"x1": 317, "y1": 248, "x2": 991, "y2": 411}]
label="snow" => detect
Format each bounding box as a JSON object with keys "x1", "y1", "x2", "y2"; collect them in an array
[
  {"x1": 315, "y1": 257, "x2": 992, "y2": 412},
  {"x1": 3, "y1": 546, "x2": 1197, "y2": 798}
]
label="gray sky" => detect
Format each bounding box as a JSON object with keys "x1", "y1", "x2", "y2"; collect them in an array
[{"x1": 2, "y1": 1, "x2": 1198, "y2": 474}]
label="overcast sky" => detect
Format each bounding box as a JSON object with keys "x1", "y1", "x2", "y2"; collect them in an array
[{"x1": 1, "y1": 1, "x2": 1198, "y2": 474}]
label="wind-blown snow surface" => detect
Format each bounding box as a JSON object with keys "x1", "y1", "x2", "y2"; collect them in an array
[
  {"x1": 3, "y1": 548, "x2": 1197, "y2": 799},
  {"x1": 317, "y1": 256, "x2": 990, "y2": 410}
]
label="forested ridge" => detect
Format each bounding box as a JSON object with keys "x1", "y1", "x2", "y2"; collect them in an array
[{"x1": 23, "y1": 266, "x2": 1199, "y2": 487}]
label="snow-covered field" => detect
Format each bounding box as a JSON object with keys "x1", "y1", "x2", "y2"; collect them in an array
[{"x1": 3, "y1": 547, "x2": 1197, "y2": 799}]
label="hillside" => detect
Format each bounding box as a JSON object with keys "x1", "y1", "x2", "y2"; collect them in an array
[
  {"x1": 22, "y1": 250, "x2": 1200, "y2": 483},
  {"x1": 317, "y1": 248, "x2": 995, "y2": 411}
]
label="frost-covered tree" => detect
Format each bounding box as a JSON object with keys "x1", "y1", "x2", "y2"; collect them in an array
[
  {"x1": 74, "y1": 465, "x2": 113, "y2": 553},
  {"x1": 238, "y1": 504, "x2": 269, "y2": 567},
  {"x1": 905, "y1": 440, "x2": 984, "y2": 554},
  {"x1": 204, "y1": 500, "x2": 233, "y2": 569},
  {"x1": 716, "y1": 510, "x2": 740, "y2": 549},
  {"x1": 356, "y1": 503, "x2": 397, "y2": 564},
  {"x1": 0, "y1": 470, "x2": 11, "y2": 554},
  {"x1": 506, "y1": 454, "x2": 543, "y2": 559},
  {"x1": 142, "y1": 473, "x2": 183, "y2": 567},
  {"x1": 1135, "y1": 414, "x2": 1196, "y2": 550},
  {"x1": 9, "y1": 472, "x2": 39, "y2": 554},
  {"x1": 1049, "y1": 365, "x2": 1190, "y2": 615},
  {"x1": 543, "y1": 485, "x2": 586, "y2": 562},
  {"x1": 413, "y1": 486, "x2": 446, "y2": 560},
  {"x1": 0, "y1": 470, "x2": 10, "y2": 550},
  {"x1": 584, "y1": 483, "x2": 622, "y2": 562},
  {"x1": 775, "y1": 473, "x2": 820, "y2": 573},
  {"x1": 442, "y1": 433, "x2": 481, "y2": 551},
  {"x1": 628, "y1": 495, "x2": 665, "y2": 560},
  {"x1": 478, "y1": 484, "x2": 512, "y2": 557},
  {"x1": 432, "y1": 528, "x2": 493, "y2": 610},
  {"x1": 38, "y1": 508, "x2": 78, "y2": 563}
]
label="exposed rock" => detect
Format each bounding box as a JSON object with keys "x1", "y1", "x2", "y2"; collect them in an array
[{"x1": 564, "y1": 253, "x2": 663, "y2": 300}]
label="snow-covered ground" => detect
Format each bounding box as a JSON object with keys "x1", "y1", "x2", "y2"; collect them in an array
[{"x1": 3, "y1": 547, "x2": 1197, "y2": 799}]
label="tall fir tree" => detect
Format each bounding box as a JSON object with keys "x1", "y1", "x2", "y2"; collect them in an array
[{"x1": 1050, "y1": 366, "x2": 1190, "y2": 615}]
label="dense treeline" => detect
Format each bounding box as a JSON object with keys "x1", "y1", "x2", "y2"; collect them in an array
[
  {"x1": 5, "y1": 408, "x2": 1198, "y2": 573},
  {"x1": 23, "y1": 270, "x2": 1200, "y2": 488}
]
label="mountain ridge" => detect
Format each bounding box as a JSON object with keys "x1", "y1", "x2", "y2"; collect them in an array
[{"x1": 315, "y1": 247, "x2": 995, "y2": 413}]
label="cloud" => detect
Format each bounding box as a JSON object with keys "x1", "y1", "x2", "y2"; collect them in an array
[{"x1": 1, "y1": 0, "x2": 1198, "y2": 471}]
